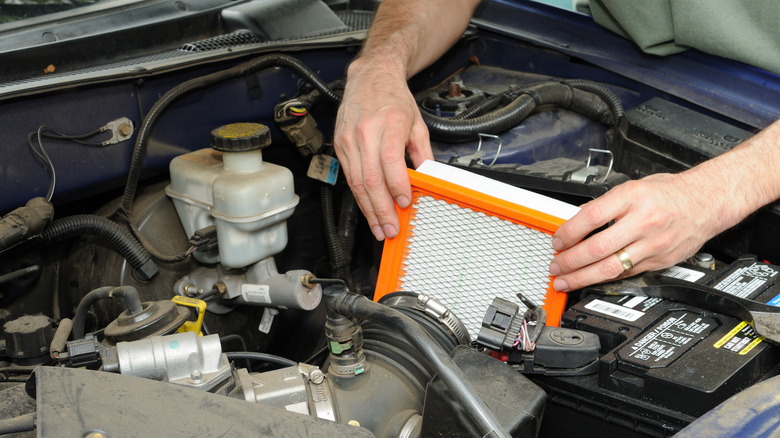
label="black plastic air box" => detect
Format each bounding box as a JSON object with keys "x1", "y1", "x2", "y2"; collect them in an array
[{"x1": 421, "y1": 345, "x2": 547, "y2": 438}]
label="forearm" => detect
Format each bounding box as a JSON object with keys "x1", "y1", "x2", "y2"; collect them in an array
[
  {"x1": 679, "y1": 118, "x2": 780, "y2": 236},
  {"x1": 350, "y1": 0, "x2": 481, "y2": 80}
]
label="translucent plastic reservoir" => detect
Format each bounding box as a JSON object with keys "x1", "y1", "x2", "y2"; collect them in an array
[{"x1": 165, "y1": 148, "x2": 299, "y2": 268}]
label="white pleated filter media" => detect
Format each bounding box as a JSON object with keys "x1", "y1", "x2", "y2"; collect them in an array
[{"x1": 398, "y1": 193, "x2": 556, "y2": 340}]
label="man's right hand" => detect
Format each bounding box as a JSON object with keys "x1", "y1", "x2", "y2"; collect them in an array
[{"x1": 334, "y1": 58, "x2": 433, "y2": 241}]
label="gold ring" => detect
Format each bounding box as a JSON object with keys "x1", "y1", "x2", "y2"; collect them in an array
[{"x1": 616, "y1": 249, "x2": 633, "y2": 272}]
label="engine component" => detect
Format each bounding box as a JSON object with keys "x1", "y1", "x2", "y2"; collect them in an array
[
  {"x1": 110, "y1": 331, "x2": 232, "y2": 392},
  {"x1": 3, "y1": 314, "x2": 53, "y2": 366},
  {"x1": 102, "y1": 299, "x2": 189, "y2": 345},
  {"x1": 421, "y1": 345, "x2": 547, "y2": 438},
  {"x1": 0, "y1": 197, "x2": 53, "y2": 252},
  {"x1": 165, "y1": 123, "x2": 299, "y2": 269},
  {"x1": 477, "y1": 297, "x2": 600, "y2": 375},
  {"x1": 33, "y1": 366, "x2": 375, "y2": 438},
  {"x1": 274, "y1": 99, "x2": 324, "y2": 156},
  {"x1": 174, "y1": 257, "x2": 322, "y2": 312},
  {"x1": 324, "y1": 286, "x2": 514, "y2": 438}
]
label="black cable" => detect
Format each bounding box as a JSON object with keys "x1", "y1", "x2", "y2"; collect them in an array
[
  {"x1": 220, "y1": 334, "x2": 251, "y2": 370},
  {"x1": 26, "y1": 125, "x2": 110, "y2": 202},
  {"x1": 324, "y1": 286, "x2": 510, "y2": 438},
  {"x1": 127, "y1": 222, "x2": 193, "y2": 264},
  {"x1": 0, "y1": 413, "x2": 36, "y2": 435},
  {"x1": 27, "y1": 130, "x2": 56, "y2": 202},
  {"x1": 225, "y1": 351, "x2": 297, "y2": 369}
]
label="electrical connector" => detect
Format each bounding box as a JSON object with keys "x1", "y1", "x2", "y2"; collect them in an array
[{"x1": 188, "y1": 225, "x2": 219, "y2": 254}]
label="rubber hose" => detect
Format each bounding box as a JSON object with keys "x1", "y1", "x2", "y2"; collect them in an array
[
  {"x1": 118, "y1": 54, "x2": 341, "y2": 221},
  {"x1": 429, "y1": 82, "x2": 616, "y2": 142},
  {"x1": 451, "y1": 81, "x2": 550, "y2": 120},
  {"x1": 33, "y1": 214, "x2": 158, "y2": 280},
  {"x1": 324, "y1": 286, "x2": 511, "y2": 438},
  {"x1": 564, "y1": 79, "x2": 624, "y2": 125},
  {"x1": 225, "y1": 351, "x2": 298, "y2": 368},
  {"x1": 0, "y1": 413, "x2": 36, "y2": 434},
  {"x1": 321, "y1": 185, "x2": 346, "y2": 281},
  {"x1": 50, "y1": 317, "x2": 73, "y2": 359},
  {"x1": 72, "y1": 286, "x2": 144, "y2": 339}
]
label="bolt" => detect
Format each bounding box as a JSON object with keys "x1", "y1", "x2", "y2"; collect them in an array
[
  {"x1": 348, "y1": 420, "x2": 360, "y2": 427},
  {"x1": 85, "y1": 433, "x2": 106, "y2": 438},
  {"x1": 448, "y1": 82, "x2": 463, "y2": 98},
  {"x1": 183, "y1": 283, "x2": 201, "y2": 297},
  {"x1": 309, "y1": 369, "x2": 325, "y2": 385},
  {"x1": 118, "y1": 122, "x2": 132, "y2": 137},
  {"x1": 190, "y1": 370, "x2": 203, "y2": 383}
]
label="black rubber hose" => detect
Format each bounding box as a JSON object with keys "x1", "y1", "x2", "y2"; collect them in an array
[
  {"x1": 324, "y1": 285, "x2": 510, "y2": 438},
  {"x1": 32, "y1": 215, "x2": 158, "y2": 280},
  {"x1": 422, "y1": 91, "x2": 536, "y2": 142},
  {"x1": 72, "y1": 286, "x2": 144, "y2": 339},
  {"x1": 0, "y1": 413, "x2": 36, "y2": 434},
  {"x1": 225, "y1": 351, "x2": 298, "y2": 368},
  {"x1": 321, "y1": 185, "x2": 346, "y2": 281},
  {"x1": 564, "y1": 79, "x2": 624, "y2": 126},
  {"x1": 117, "y1": 53, "x2": 341, "y2": 221},
  {"x1": 426, "y1": 82, "x2": 616, "y2": 142}
]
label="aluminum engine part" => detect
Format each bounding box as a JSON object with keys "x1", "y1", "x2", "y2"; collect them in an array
[
  {"x1": 115, "y1": 332, "x2": 231, "y2": 391},
  {"x1": 174, "y1": 257, "x2": 322, "y2": 311},
  {"x1": 235, "y1": 363, "x2": 336, "y2": 421}
]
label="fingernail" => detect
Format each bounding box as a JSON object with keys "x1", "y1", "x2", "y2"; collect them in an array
[
  {"x1": 396, "y1": 195, "x2": 410, "y2": 208},
  {"x1": 371, "y1": 225, "x2": 385, "y2": 241},
  {"x1": 549, "y1": 262, "x2": 560, "y2": 276},
  {"x1": 552, "y1": 237, "x2": 564, "y2": 251},
  {"x1": 383, "y1": 224, "x2": 398, "y2": 239},
  {"x1": 553, "y1": 278, "x2": 569, "y2": 292}
]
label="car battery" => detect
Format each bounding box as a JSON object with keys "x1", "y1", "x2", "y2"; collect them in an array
[{"x1": 531, "y1": 255, "x2": 780, "y2": 438}]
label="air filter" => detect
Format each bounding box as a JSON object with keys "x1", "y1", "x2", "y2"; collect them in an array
[{"x1": 375, "y1": 162, "x2": 575, "y2": 340}]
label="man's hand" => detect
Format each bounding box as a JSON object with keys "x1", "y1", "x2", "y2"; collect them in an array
[
  {"x1": 548, "y1": 173, "x2": 718, "y2": 291},
  {"x1": 334, "y1": 59, "x2": 432, "y2": 241}
]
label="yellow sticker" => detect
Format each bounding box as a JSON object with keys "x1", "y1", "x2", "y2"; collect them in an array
[
  {"x1": 739, "y1": 336, "x2": 764, "y2": 355},
  {"x1": 714, "y1": 321, "x2": 747, "y2": 348}
]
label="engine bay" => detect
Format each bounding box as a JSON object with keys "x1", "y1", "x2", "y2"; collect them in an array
[{"x1": 2, "y1": 2, "x2": 780, "y2": 437}]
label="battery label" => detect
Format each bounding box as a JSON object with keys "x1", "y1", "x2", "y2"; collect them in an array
[
  {"x1": 585, "y1": 299, "x2": 645, "y2": 322},
  {"x1": 618, "y1": 296, "x2": 664, "y2": 312},
  {"x1": 619, "y1": 311, "x2": 716, "y2": 368},
  {"x1": 712, "y1": 262, "x2": 779, "y2": 299},
  {"x1": 660, "y1": 266, "x2": 706, "y2": 282},
  {"x1": 713, "y1": 321, "x2": 764, "y2": 355}
]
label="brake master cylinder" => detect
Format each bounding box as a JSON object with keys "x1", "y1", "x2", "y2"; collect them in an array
[{"x1": 165, "y1": 123, "x2": 299, "y2": 268}]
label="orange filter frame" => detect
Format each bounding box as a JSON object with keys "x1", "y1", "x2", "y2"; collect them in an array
[{"x1": 375, "y1": 168, "x2": 568, "y2": 331}]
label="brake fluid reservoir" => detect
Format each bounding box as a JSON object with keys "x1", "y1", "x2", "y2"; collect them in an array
[{"x1": 165, "y1": 123, "x2": 299, "y2": 268}]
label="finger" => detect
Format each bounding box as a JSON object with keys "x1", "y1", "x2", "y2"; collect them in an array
[
  {"x1": 552, "y1": 244, "x2": 644, "y2": 292},
  {"x1": 551, "y1": 215, "x2": 640, "y2": 275},
  {"x1": 552, "y1": 188, "x2": 632, "y2": 251},
  {"x1": 334, "y1": 112, "x2": 385, "y2": 241}
]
